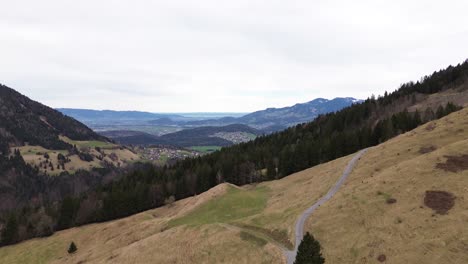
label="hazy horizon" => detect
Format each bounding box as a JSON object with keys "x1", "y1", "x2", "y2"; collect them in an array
[
  {"x1": 2, "y1": 0, "x2": 468, "y2": 112},
  {"x1": 55, "y1": 96, "x2": 360, "y2": 114}
]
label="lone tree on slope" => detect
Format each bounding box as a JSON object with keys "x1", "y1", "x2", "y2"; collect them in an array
[
  {"x1": 68, "y1": 241, "x2": 77, "y2": 254},
  {"x1": 294, "y1": 232, "x2": 325, "y2": 264}
]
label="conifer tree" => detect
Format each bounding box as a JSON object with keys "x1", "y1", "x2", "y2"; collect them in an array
[
  {"x1": 294, "y1": 232, "x2": 325, "y2": 264},
  {"x1": 68, "y1": 241, "x2": 77, "y2": 254}
]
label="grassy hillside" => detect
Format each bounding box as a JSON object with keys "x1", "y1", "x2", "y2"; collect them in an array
[
  {"x1": 0, "y1": 148, "x2": 355, "y2": 263},
  {"x1": 306, "y1": 107, "x2": 468, "y2": 263},
  {"x1": 3, "y1": 60, "x2": 466, "y2": 247},
  {"x1": 1, "y1": 107, "x2": 466, "y2": 263},
  {"x1": 13, "y1": 136, "x2": 139, "y2": 176}
]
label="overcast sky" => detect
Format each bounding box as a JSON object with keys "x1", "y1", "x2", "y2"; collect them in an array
[{"x1": 1, "y1": 0, "x2": 467, "y2": 112}]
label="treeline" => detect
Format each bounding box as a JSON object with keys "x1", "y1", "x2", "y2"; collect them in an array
[
  {"x1": 1, "y1": 103, "x2": 461, "y2": 246},
  {"x1": 0, "y1": 84, "x2": 107, "y2": 150},
  {"x1": 1, "y1": 59, "x2": 467, "y2": 246},
  {"x1": 0, "y1": 150, "x2": 128, "y2": 245}
]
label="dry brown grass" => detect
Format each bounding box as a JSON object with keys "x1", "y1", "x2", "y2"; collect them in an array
[
  {"x1": 0, "y1": 183, "x2": 282, "y2": 263},
  {"x1": 0, "y1": 154, "x2": 352, "y2": 263},
  {"x1": 409, "y1": 86, "x2": 468, "y2": 111},
  {"x1": 241, "y1": 154, "x2": 354, "y2": 243},
  {"x1": 1, "y1": 108, "x2": 467, "y2": 264},
  {"x1": 307, "y1": 108, "x2": 468, "y2": 264},
  {"x1": 12, "y1": 138, "x2": 140, "y2": 175}
]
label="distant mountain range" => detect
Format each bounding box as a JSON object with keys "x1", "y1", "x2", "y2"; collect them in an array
[
  {"x1": 57, "y1": 109, "x2": 245, "y2": 123},
  {"x1": 60, "y1": 97, "x2": 361, "y2": 135},
  {"x1": 57, "y1": 109, "x2": 185, "y2": 122},
  {"x1": 179, "y1": 97, "x2": 362, "y2": 131}
]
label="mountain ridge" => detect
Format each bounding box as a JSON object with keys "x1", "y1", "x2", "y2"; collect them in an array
[
  {"x1": 58, "y1": 97, "x2": 361, "y2": 134},
  {"x1": 0, "y1": 85, "x2": 108, "y2": 150},
  {"x1": 103, "y1": 124, "x2": 260, "y2": 147},
  {"x1": 182, "y1": 97, "x2": 362, "y2": 130}
]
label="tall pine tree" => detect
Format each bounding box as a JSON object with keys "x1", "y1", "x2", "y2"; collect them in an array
[{"x1": 294, "y1": 232, "x2": 325, "y2": 264}]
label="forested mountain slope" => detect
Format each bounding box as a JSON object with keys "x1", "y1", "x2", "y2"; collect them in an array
[
  {"x1": 0, "y1": 85, "x2": 106, "y2": 150},
  {"x1": 0, "y1": 85, "x2": 138, "y2": 228},
  {"x1": 0, "y1": 59, "x2": 467, "y2": 248},
  {"x1": 1, "y1": 106, "x2": 466, "y2": 264}
]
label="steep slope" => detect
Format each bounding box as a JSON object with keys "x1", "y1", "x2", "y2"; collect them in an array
[
  {"x1": 2, "y1": 107, "x2": 466, "y2": 264},
  {"x1": 0, "y1": 84, "x2": 139, "y2": 175},
  {"x1": 1, "y1": 59, "x2": 467, "y2": 251},
  {"x1": 0, "y1": 85, "x2": 106, "y2": 149},
  {"x1": 306, "y1": 108, "x2": 468, "y2": 263},
  {"x1": 0, "y1": 85, "x2": 140, "y2": 214}
]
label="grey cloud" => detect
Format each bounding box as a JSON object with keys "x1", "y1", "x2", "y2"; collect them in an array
[{"x1": 1, "y1": 0, "x2": 467, "y2": 112}]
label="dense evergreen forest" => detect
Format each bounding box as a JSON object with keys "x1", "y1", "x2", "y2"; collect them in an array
[
  {"x1": 1, "y1": 60, "x2": 467, "y2": 246},
  {"x1": 0, "y1": 84, "x2": 107, "y2": 150}
]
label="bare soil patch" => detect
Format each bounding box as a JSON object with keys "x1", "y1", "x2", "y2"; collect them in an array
[
  {"x1": 377, "y1": 254, "x2": 387, "y2": 262},
  {"x1": 436, "y1": 154, "x2": 468, "y2": 172},
  {"x1": 425, "y1": 123, "x2": 436, "y2": 131},
  {"x1": 424, "y1": 191, "x2": 456, "y2": 214},
  {"x1": 419, "y1": 145, "x2": 437, "y2": 154}
]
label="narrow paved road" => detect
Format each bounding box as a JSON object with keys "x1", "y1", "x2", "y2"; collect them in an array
[{"x1": 285, "y1": 148, "x2": 368, "y2": 264}]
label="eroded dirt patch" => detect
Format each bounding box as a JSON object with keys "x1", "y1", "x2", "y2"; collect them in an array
[
  {"x1": 424, "y1": 191, "x2": 456, "y2": 214},
  {"x1": 425, "y1": 123, "x2": 436, "y2": 131},
  {"x1": 377, "y1": 254, "x2": 387, "y2": 262},
  {"x1": 436, "y1": 154, "x2": 468, "y2": 172},
  {"x1": 419, "y1": 145, "x2": 437, "y2": 154}
]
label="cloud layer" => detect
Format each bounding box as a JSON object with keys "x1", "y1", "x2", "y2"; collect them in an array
[{"x1": 1, "y1": 0, "x2": 467, "y2": 112}]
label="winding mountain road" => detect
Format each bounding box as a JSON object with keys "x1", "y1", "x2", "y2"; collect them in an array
[{"x1": 285, "y1": 148, "x2": 368, "y2": 264}]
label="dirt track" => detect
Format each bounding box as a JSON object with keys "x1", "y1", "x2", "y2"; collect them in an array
[{"x1": 285, "y1": 148, "x2": 368, "y2": 264}]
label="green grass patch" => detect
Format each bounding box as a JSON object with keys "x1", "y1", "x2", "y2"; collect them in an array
[
  {"x1": 71, "y1": 140, "x2": 115, "y2": 149},
  {"x1": 239, "y1": 231, "x2": 267, "y2": 247},
  {"x1": 168, "y1": 186, "x2": 269, "y2": 227},
  {"x1": 189, "y1": 146, "x2": 222, "y2": 153},
  {"x1": 249, "y1": 211, "x2": 292, "y2": 227},
  {"x1": 60, "y1": 136, "x2": 116, "y2": 149}
]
